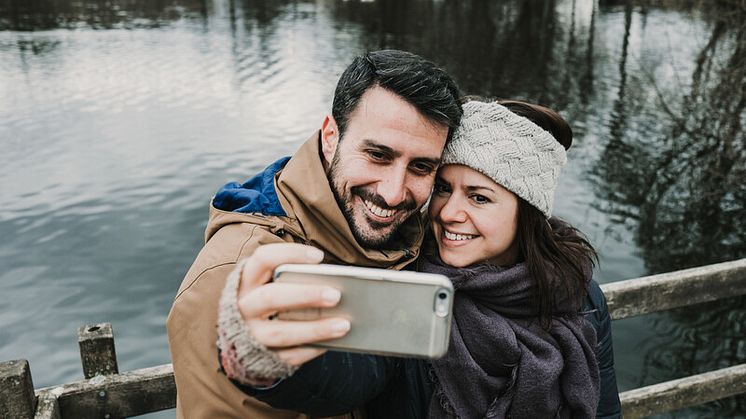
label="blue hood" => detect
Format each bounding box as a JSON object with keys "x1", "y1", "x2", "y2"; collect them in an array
[{"x1": 213, "y1": 156, "x2": 291, "y2": 216}]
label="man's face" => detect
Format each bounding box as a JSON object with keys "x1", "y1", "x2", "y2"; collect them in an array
[{"x1": 321, "y1": 86, "x2": 449, "y2": 248}]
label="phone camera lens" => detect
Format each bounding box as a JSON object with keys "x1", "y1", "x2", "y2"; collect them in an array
[{"x1": 438, "y1": 292, "x2": 447, "y2": 300}]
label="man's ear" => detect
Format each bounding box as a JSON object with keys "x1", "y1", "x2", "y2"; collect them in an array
[{"x1": 320, "y1": 115, "x2": 340, "y2": 166}]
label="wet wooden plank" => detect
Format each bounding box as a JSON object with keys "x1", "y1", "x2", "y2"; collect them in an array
[
  {"x1": 78, "y1": 323, "x2": 119, "y2": 379},
  {"x1": 601, "y1": 258, "x2": 746, "y2": 320},
  {"x1": 620, "y1": 363, "x2": 746, "y2": 418},
  {"x1": 36, "y1": 364, "x2": 175, "y2": 418},
  {"x1": 0, "y1": 359, "x2": 36, "y2": 419}
]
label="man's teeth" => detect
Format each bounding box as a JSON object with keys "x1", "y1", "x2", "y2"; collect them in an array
[
  {"x1": 444, "y1": 231, "x2": 475, "y2": 241},
  {"x1": 364, "y1": 200, "x2": 396, "y2": 218}
]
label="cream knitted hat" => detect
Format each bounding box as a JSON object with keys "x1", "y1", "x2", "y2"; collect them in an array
[{"x1": 442, "y1": 101, "x2": 567, "y2": 217}]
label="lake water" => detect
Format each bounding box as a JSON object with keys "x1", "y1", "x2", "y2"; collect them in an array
[{"x1": 1, "y1": 0, "x2": 744, "y2": 417}]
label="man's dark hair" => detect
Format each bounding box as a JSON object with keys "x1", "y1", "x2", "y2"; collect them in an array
[{"x1": 332, "y1": 50, "x2": 462, "y2": 141}]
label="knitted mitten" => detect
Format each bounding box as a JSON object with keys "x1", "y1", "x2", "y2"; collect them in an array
[{"x1": 217, "y1": 259, "x2": 299, "y2": 386}]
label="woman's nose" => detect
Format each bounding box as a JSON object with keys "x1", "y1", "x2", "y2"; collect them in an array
[{"x1": 438, "y1": 195, "x2": 467, "y2": 223}]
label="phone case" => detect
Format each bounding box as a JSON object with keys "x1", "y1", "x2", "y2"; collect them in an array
[{"x1": 273, "y1": 264, "x2": 454, "y2": 359}]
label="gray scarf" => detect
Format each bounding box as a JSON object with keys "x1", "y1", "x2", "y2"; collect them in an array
[{"x1": 420, "y1": 258, "x2": 600, "y2": 419}]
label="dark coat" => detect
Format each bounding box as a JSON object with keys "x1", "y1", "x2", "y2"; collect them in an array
[
  {"x1": 582, "y1": 280, "x2": 623, "y2": 419},
  {"x1": 238, "y1": 280, "x2": 622, "y2": 419}
]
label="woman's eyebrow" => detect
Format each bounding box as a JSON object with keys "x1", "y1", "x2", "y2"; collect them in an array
[
  {"x1": 434, "y1": 176, "x2": 450, "y2": 186},
  {"x1": 465, "y1": 185, "x2": 496, "y2": 193}
]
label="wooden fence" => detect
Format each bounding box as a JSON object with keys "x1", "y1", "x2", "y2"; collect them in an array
[{"x1": 2, "y1": 258, "x2": 745, "y2": 419}]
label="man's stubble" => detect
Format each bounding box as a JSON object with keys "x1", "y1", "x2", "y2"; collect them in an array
[{"x1": 327, "y1": 150, "x2": 417, "y2": 250}]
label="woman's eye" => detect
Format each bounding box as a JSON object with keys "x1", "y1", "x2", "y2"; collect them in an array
[
  {"x1": 434, "y1": 183, "x2": 450, "y2": 194},
  {"x1": 472, "y1": 194, "x2": 489, "y2": 204}
]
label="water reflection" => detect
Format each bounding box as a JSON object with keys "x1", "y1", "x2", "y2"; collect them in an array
[
  {"x1": 590, "y1": 1, "x2": 746, "y2": 415},
  {"x1": 0, "y1": 0, "x2": 208, "y2": 30},
  {"x1": 326, "y1": 0, "x2": 604, "y2": 119}
]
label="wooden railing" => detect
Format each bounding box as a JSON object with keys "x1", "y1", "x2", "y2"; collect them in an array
[
  {"x1": 2, "y1": 258, "x2": 745, "y2": 419},
  {"x1": 604, "y1": 258, "x2": 746, "y2": 417}
]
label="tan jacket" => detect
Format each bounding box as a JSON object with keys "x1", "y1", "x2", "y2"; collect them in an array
[{"x1": 167, "y1": 132, "x2": 424, "y2": 418}]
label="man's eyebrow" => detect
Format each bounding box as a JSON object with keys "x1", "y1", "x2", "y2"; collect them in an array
[{"x1": 412, "y1": 157, "x2": 442, "y2": 166}]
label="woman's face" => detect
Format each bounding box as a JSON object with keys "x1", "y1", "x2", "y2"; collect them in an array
[{"x1": 429, "y1": 164, "x2": 519, "y2": 268}]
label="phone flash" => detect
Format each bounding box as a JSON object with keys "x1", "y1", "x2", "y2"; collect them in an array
[{"x1": 434, "y1": 289, "x2": 451, "y2": 318}]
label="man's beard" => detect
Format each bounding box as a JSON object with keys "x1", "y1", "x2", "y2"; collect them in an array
[{"x1": 327, "y1": 152, "x2": 417, "y2": 249}]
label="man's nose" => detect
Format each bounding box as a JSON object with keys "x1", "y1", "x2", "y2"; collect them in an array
[{"x1": 377, "y1": 167, "x2": 408, "y2": 208}]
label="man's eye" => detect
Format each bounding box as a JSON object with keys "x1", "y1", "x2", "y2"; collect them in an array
[
  {"x1": 411, "y1": 163, "x2": 435, "y2": 175},
  {"x1": 368, "y1": 150, "x2": 386, "y2": 161}
]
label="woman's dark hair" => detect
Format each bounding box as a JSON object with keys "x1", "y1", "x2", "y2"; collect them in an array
[
  {"x1": 497, "y1": 100, "x2": 597, "y2": 328},
  {"x1": 332, "y1": 50, "x2": 463, "y2": 141}
]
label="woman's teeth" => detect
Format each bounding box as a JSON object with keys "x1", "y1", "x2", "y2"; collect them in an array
[
  {"x1": 365, "y1": 200, "x2": 396, "y2": 218},
  {"x1": 444, "y1": 230, "x2": 475, "y2": 241}
]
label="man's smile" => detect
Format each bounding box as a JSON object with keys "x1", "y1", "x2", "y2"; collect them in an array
[{"x1": 363, "y1": 198, "x2": 398, "y2": 220}]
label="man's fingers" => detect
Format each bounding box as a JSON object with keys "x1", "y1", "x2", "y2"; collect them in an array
[
  {"x1": 248, "y1": 317, "x2": 351, "y2": 348},
  {"x1": 238, "y1": 282, "x2": 341, "y2": 319},
  {"x1": 238, "y1": 243, "x2": 324, "y2": 290},
  {"x1": 274, "y1": 347, "x2": 327, "y2": 367}
]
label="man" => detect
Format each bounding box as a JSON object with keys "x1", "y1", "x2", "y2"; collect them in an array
[{"x1": 167, "y1": 50, "x2": 462, "y2": 418}]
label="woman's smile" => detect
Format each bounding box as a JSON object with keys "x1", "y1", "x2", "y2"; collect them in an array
[{"x1": 441, "y1": 229, "x2": 478, "y2": 245}]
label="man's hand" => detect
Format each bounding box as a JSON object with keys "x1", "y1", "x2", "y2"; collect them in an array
[{"x1": 236, "y1": 243, "x2": 350, "y2": 367}]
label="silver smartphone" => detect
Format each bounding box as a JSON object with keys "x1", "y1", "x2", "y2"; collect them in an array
[{"x1": 273, "y1": 264, "x2": 454, "y2": 359}]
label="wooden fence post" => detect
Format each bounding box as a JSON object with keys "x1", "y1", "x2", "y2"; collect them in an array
[
  {"x1": 78, "y1": 323, "x2": 119, "y2": 379},
  {"x1": 34, "y1": 392, "x2": 61, "y2": 419},
  {"x1": 0, "y1": 359, "x2": 36, "y2": 419}
]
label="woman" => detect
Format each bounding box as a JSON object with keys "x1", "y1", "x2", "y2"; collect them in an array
[
  {"x1": 218, "y1": 99, "x2": 621, "y2": 418},
  {"x1": 415, "y1": 99, "x2": 609, "y2": 418}
]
